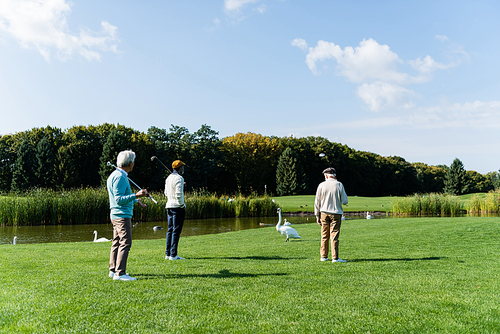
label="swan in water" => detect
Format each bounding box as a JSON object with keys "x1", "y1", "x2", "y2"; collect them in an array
[
  {"x1": 93, "y1": 231, "x2": 110, "y2": 242},
  {"x1": 153, "y1": 226, "x2": 163, "y2": 231},
  {"x1": 276, "y1": 208, "x2": 301, "y2": 242},
  {"x1": 283, "y1": 218, "x2": 291, "y2": 226},
  {"x1": 366, "y1": 212, "x2": 372, "y2": 219},
  {"x1": 13, "y1": 236, "x2": 17, "y2": 245}
]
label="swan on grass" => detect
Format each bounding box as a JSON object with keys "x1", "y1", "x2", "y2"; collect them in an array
[
  {"x1": 276, "y1": 208, "x2": 301, "y2": 242},
  {"x1": 93, "y1": 231, "x2": 110, "y2": 242}
]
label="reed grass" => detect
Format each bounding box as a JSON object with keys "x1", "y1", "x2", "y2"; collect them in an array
[
  {"x1": 467, "y1": 190, "x2": 500, "y2": 213},
  {"x1": 392, "y1": 193, "x2": 464, "y2": 215},
  {"x1": 0, "y1": 189, "x2": 279, "y2": 226}
]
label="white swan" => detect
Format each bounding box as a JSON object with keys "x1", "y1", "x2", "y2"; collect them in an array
[
  {"x1": 366, "y1": 212, "x2": 372, "y2": 219},
  {"x1": 276, "y1": 208, "x2": 301, "y2": 242},
  {"x1": 153, "y1": 226, "x2": 163, "y2": 231},
  {"x1": 283, "y1": 219, "x2": 291, "y2": 226},
  {"x1": 93, "y1": 231, "x2": 110, "y2": 242},
  {"x1": 13, "y1": 236, "x2": 17, "y2": 245}
]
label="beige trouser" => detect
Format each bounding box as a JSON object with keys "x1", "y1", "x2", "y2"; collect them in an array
[
  {"x1": 320, "y1": 213, "x2": 342, "y2": 260},
  {"x1": 109, "y1": 218, "x2": 132, "y2": 276}
]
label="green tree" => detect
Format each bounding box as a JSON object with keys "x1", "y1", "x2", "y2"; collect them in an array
[
  {"x1": 465, "y1": 170, "x2": 493, "y2": 193},
  {"x1": 189, "y1": 124, "x2": 223, "y2": 191},
  {"x1": 11, "y1": 139, "x2": 36, "y2": 192},
  {"x1": 443, "y1": 158, "x2": 467, "y2": 195},
  {"x1": 0, "y1": 135, "x2": 15, "y2": 192},
  {"x1": 486, "y1": 171, "x2": 500, "y2": 190},
  {"x1": 99, "y1": 130, "x2": 128, "y2": 186},
  {"x1": 35, "y1": 137, "x2": 56, "y2": 188},
  {"x1": 412, "y1": 162, "x2": 446, "y2": 193},
  {"x1": 148, "y1": 125, "x2": 194, "y2": 190},
  {"x1": 221, "y1": 132, "x2": 280, "y2": 194},
  {"x1": 276, "y1": 147, "x2": 306, "y2": 196}
]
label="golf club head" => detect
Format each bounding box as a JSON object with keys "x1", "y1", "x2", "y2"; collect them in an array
[
  {"x1": 319, "y1": 153, "x2": 326, "y2": 157},
  {"x1": 107, "y1": 161, "x2": 112, "y2": 166},
  {"x1": 151, "y1": 156, "x2": 157, "y2": 161}
]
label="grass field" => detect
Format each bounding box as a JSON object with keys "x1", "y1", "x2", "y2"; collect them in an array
[
  {"x1": 1, "y1": 217, "x2": 499, "y2": 333},
  {"x1": 273, "y1": 195, "x2": 396, "y2": 213},
  {"x1": 273, "y1": 193, "x2": 493, "y2": 214}
]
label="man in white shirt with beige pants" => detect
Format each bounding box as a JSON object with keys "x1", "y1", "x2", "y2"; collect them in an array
[{"x1": 314, "y1": 167, "x2": 348, "y2": 263}]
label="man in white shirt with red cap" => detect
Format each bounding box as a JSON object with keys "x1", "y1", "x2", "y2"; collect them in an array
[{"x1": 314, "y1": 167, "x2": 348, "y2": 263}]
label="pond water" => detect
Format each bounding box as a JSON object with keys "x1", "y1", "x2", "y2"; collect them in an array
[
  {"x1": 0, "y1": 214, "x2": 381, "y2": 245},
  {"x1": 3, "y1": 212, "x2": 495, "y2": 245}
]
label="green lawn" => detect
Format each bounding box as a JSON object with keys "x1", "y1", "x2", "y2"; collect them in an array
[
  {"x1": 273, "y1": 195, "x2": 395, "y2": 213},
  {"x1": 1, "y1": 217, "x2": 499, "y2": 333}
]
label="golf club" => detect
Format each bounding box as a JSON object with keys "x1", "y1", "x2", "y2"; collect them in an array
[
  {"x1": 319, "y1": 153, "x2": 332, "y2": 167},
  {"x1": 107, "y1": 161, "x2": 158, "y2": 204},
  {"x1": 151, "y1": 156, "x2": 172, "y2": 174}
]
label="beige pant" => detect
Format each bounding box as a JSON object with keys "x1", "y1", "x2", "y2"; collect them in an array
[
  {"x1": 109, "y1": 218, "x2": 132, "y2": 276},
  {"x1": 320, "y1": 213, "x2": 342, "y2": 260}
]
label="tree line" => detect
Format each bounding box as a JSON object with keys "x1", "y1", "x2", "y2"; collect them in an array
[{"x1": 1, "y1": 124, "x2": 498, "y2": 196}]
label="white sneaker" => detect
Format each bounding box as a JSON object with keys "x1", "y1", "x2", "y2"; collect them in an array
[
  {"x1": 165, "y1": 255, "x2": 171, "y2": 260},
  {"x1": 109, "y1": 271, "x2": 128, "y2": 277},
  {"x1": 320, "y1": 257, "x2": 329, "y2": 262},
  {"x1": 113, "y1": 274, "x2": 137, "y2": 281},
  {"x1": 332, "y1": 259, "x2": 347, "y2": 263},
  {"x1": 169, "y1": 255, "x2": 185, "y2": 260}
]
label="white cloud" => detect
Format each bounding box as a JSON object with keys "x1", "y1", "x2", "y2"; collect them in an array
[
  {"x1": 291, "y1": 38, "x2": 307, "y2": 51},
  {"x1": 0, "y1": 0, "x2": 119, "y2": 62},
  {"x1": 409, "y1": 55, "x2": 455, "y2": 73},
  {"x1": 205, "y1": 17, "x2": 222, "y2": 33},
  {"x1": 224, "y1": 0, "x2": 260, "y2": 12},
  {"x1": 305, "y1": 38, "x2": 410, "y2": 83},
  {"x1": 255, "y1": 4, "x2": 267, "y2": 14},
  {"x1": 435, "y1": 35, "x2": 449, "y2": 42},
  {"x1": 357, "y1": 82, "x2": 417, "y2": 112},
  {"x1": 348, "y1": 100, "x2": 500, "y2": 129},
  {"x1": 297, "y1": 37, "x2": 470, "y2": 112}
]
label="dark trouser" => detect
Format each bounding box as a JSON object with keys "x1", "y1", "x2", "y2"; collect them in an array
[
  {"x1": 109, "y1": 218, "x2": 132, "y2": 276},
  {"x1": 320, "y1": 213, "x2": 342, "y2": 260},
  {"x1": 166, "y1": 207, "x2": 185, "y2": 257}
]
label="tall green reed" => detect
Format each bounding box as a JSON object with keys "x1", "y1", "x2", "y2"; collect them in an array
[
  {"x1": 392, "y1": 193, "x2": 464, "y2": 215},
  {"x1": 0, "y1": 188, "x2": 279, "y2": 226},
  {"x1": 468, "y1": 190, "x2": 500, "y2": 213}
]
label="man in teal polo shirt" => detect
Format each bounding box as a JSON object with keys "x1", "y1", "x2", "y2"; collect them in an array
[{"x1": 107, "y1": 150, "x2": 149, "y2": 281}]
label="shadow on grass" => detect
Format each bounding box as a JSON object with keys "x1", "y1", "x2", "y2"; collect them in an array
[
  {"x1": 189, "y1": 256, "x2": 307, "y2": 260},
  {"x1": 348, "y1": 256, "x2": 445, "y2": 262},
  {"x1": 135, "y1": 269, "x2": 287, "y2": 280}
]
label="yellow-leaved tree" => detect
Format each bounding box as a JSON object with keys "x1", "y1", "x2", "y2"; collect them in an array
[{"x1": 221, "y1": 132, "x2": 281, "y2": 194}]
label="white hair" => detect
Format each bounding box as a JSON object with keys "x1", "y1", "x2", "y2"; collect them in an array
[
  {"x1": 325, "y1": 173, "x2": 336, "y2": 178},
  {"x1": 116, "y1": 150, "x2": 135, "y2": 167}
]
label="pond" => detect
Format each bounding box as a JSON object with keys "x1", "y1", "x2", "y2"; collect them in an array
[
  {"x1": 5, "y1": 212, "x2": 495, "y2": 245},
  {"x1": 0, "y1": 214, "x2": 384, "y2": 245}
]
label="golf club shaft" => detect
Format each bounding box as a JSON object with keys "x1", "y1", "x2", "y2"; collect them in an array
[
  {"x1": 107, "y1": 162, "x2": 157, "y2": 204},
  {"x1": 152, "y1": 156, "x2": 172, "y2": 174}
]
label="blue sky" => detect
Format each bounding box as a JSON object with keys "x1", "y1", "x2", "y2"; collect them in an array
[{"x1": 1, "y1": 0, "x2": 499, "y2": 174}]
